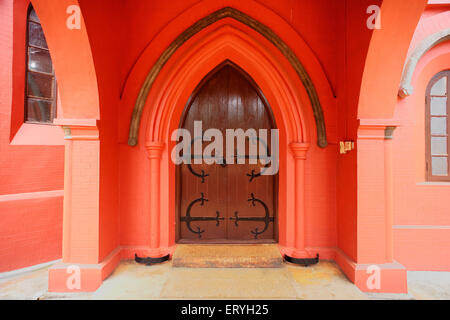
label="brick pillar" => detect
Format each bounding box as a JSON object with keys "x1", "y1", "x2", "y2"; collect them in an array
[
  {"x1": 357, "y1": 123, "x2": 388, "y2": 264},
  {"x1": 145, "y1": 141, "x2": 165, "y2": 254},
  {"x1": 49, "y1": 122, "x2": 120, "y2": 292},
  {"x1": 289, "y1": 142, "x2": 311, "y2": 258},
  {"x1": 61, "y1": 125, "x2": 100, "y2": 264},
  {"x1": 351, "y1": 120, "x2": 406, "y2": 293}
]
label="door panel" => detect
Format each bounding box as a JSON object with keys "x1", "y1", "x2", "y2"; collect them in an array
[{"x1": 178, "y1": 63, "x2": 277, "y2": 242}]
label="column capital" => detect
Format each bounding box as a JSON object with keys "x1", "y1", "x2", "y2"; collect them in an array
[
  {"x1": 384, "y1": 126, "x2": 397, "y2": 140},
  {"x1": 62, "y1": 126, "x2": 99, "y2": 141},
  {"x1": 145, "y1": 141, "x2": 165, "y2": 159},
  {"x1": 358, "y1": 119, "x2": 399, "y2": 140},
  {"x1": 289, "y1": 142, "x2": 310, "y2": 160},
  {"x1": 54, "y1": 119, "x2": 99, "y2": 141}
]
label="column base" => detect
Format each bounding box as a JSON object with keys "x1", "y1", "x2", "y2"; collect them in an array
[
  {"x1": 278, "y1": 245, "x2": 321, "y2": 259},
  {"x1": 48, "y1": 246, "x2": 175, "y2": 292},
  {"x1": 48, "y1": 248, "x2": 121, "y2": 292},
  {"x1": 335, "y1": 248, "x2": 408, "y2": 293},
  {"x1": 120, "y1": 246, "x2": 175, "y2": 260}
]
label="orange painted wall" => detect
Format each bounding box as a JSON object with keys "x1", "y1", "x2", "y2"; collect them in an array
[
  {"x1": 0, "y1": 0, "x2": 64, "y2": 272},
  {"x1": 392, "y1": 7, "x2": 450, "y2": 270}
]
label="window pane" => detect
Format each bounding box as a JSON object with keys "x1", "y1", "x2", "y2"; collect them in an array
[
  {"x1": 26, "y1": 98, "x2": 52, "y2": 123},
  {"x1": 28, "y1": 47, "x2": 52, "y2": 74},
  {"x1": 432, "y1": 156, "x2": 448, "y2": 176},
  {"x1": 28, "y1": 8, "x2": 40, "y2": 23},
  {"x1": 431, "y1": 137, "x2": 448, "y2": 155},
  {"x1": 431, "y1": 76, "x2": 447, "y2": 96},
  {"x1": 430, "y1": 97, "x2": 448, "y2": 116},
  {"x1": 28, "y1": 22, "x2": 48, "y2": 49},
  {"x1": 431, "y1": 117, "x2": 447, "y2": 135},
  {"x1": 27, "y1": 72, "x2": 54, "y2": 99}
]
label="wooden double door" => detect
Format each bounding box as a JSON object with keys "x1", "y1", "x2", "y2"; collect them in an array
[{"x1": 177, "y1": 63, "x2": 277, "y2": 243}]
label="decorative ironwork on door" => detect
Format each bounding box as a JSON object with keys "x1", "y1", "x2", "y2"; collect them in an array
[
  {"x1": 180, "y1": 136, "x2": 274, "y2": 239},
  {"x1": 229, "y1": 193, "x2": 274, "y2": 239},
  {"x1": 180, "y1": 192, "x2": 225, "y2": 238}
]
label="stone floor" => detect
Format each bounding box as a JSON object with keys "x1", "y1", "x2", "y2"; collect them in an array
[{"x1": 0, "y1": 260, "x2": 449, "y2": 300}]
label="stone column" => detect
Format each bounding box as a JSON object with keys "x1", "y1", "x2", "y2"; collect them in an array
[
  {"x1": 289, "y1": 142, "x2": 310, "y2": 256},
  {"x1": 145, "y1": 141, "x2": 165, "y2": 252}
]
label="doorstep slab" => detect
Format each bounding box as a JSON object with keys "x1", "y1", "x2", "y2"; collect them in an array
[{"x1": 172, "y1": 244, "x2": 283, "y2": 268}]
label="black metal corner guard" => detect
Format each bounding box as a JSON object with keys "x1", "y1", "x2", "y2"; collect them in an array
[
  {"x1": 135, "y1": 253, "x2": 171, "y2": 266},
  {"x1": 283, "y1": 253, "x2": 319, "y2": 266}
]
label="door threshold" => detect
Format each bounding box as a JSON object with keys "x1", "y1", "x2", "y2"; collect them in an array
[
  {"x1": 172, "y1": 243, "x2": 282, "y2": 268},
  {"x1": 177, "y1": 239, "x2": 277, "y2": 245}
]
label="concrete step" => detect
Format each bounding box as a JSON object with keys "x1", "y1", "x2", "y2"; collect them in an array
[{"x1": 172, "y1": 244, "x2": 283, "y2": 268}]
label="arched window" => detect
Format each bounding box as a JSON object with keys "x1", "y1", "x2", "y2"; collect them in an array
[
  {"x1": 25, "y1": 5, "x2": 56, "y2": 124},
  {"x1": 426, "y1": 70, "x2": 450, "y2": 181}
]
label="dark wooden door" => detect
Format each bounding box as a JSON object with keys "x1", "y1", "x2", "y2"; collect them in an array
[{"x1": 177, "y1": 63, "x2": 277, "y2": 243}]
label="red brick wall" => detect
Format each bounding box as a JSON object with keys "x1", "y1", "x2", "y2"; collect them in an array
[
  {"x1": 0, "y1": 193, "x2": 63, "y2": 272},
  {"x1": 392, "y1": 7, "x2": 450, "y2": 270},
  {"x1": 0, "y1": 0, "x2": 63, "y2": 272}
]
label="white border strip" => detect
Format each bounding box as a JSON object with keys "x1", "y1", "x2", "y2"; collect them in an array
[
  {"x1": 394, "y1": 225, "x2": 450, "y2": 230},
  {"x1": 0, "y1": 259, "x2": 61, "y2": 280},
  {"x1": 0, "y1": 190, "x2": 63, "y2": 202}
]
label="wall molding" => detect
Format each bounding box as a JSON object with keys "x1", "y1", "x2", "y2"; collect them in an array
[{"x1": 399, "y1": 29, "x2": 450, "y2": 98}]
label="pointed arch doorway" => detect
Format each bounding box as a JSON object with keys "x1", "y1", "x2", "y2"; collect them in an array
[
  {"x1": 176, "y1": 62, "x2": 278, "y2": 243},
  {"x1": 135, "y1": 22, "x2": 315, "y2": 260}
]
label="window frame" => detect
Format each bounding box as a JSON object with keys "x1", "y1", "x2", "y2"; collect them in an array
[
  {"x1": 425, "y1": 70, "x2": 450, "y2": 182},
  {"x1": 24, "y1": 4, "x2": 57, "y2": 125}
]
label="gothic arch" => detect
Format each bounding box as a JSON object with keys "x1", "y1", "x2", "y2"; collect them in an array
[
  {"x1": 143, "y1": 25, "x2": 309, "y2": 146},
  {"x1": 133, "y1": 22, "x2": 317, "y2": 254},
  {"x1": 128, "y1": 7, "x2": 327, "y2": 148}
]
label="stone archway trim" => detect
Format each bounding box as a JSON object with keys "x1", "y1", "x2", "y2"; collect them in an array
[
  {"x1": 399, "y1": 29, "x2": 450, "y2": 98},
  {"x1": 128, "y1": 7, "x2": 327, "y2": 148}
]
